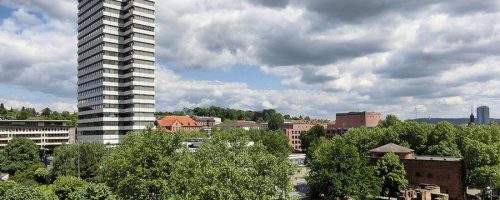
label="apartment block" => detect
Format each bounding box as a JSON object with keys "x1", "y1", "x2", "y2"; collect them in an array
[
  {"x1": 0, "y1": 120, "x2": 75, "y2": 151},
  {"x1": 281, "y1": 123, "x2": 315, "y2": 152},
  {"x1": 77, "y1": 0, "x2": 156, "y2": 145}
]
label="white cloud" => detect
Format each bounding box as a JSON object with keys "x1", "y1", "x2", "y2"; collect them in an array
[{"x1": 1, "y1": 0, "x2": 500, "y2": 120}]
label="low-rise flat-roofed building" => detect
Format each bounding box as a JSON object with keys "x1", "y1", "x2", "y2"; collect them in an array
[
  {"x1": 0, "y1": 120, "x2": 75, "y2": 151},
  {"x1": 326, "y1": 111, "x2": 381, "y2": 139},
  {"x1": 369, "y1": 143, "x2": 465, "y2": 200}
]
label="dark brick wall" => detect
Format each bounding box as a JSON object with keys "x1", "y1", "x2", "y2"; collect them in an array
[
  {"x1": 370, "y1": 158, "x2": 466, "y2": 200},
  {"x1": 403, "y1": 159, "x2": 465, "y2": 200}
]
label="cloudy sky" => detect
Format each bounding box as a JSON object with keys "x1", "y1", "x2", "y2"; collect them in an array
[{"x1": 1, "y1": 0, "x2": 500, "y2": 119}]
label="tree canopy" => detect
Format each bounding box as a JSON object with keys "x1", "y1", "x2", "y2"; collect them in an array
[
  {"x1": 170, "y1": 129, "x2": 295, "y2": 199},
  {"x1": 1, "y1": 138, "x2": 42, "y2": 175},
  {"x1": 0, "y1": 103, "x2": 77, "y2": 126},
  {"x1": 300, "y1": 124, "x2": 326, "y2": 153},
  {"x1": 100, "y1": 126, "x2": 295, "y2": 199},
  {"x1": 52, "y1": 142, "x2": 108, "y2": 182},
  {"x1": 307, "y1": 137, "x2": 381, "y2": 199},
  {"x1": 375, "y1": 152, "x2": 408, "y2": 197}
]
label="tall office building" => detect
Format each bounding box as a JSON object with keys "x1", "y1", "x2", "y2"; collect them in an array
[
  {"x1": 77, "y1": 0, "x2": 156, "y2": 145},
  {"x1": 477, "y1": 106, "x2": 490, "y2": 125}
]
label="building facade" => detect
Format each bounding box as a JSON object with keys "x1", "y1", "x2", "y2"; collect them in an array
[
  {"x1": 193, "y1": 116, "x2": 222, "y2": 127},
  {"x1": 77, "y1": 0, "x2": 156, "y2": 145},
  {"x1": 477, "y1": 106, "x2": 490, "y2": 125},
  {"x1": 156, "y1": 116, "x2": 202, "y2": 133},
  {"x1": 369, "y1": 143, "x2": 465, "y2": 200},
  {"x1": 0, "y1": 120, "x2": 75, "y2": 151},
  {"x1": 326, "y1": 111, "x2": 381, "y2": 139},
  {"x1": 281, "y1": 123, "x2": 315, "y2": 152}
]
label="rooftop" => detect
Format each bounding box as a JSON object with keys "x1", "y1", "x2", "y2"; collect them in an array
[
  {"x1": 411, "y1": 155, "x2": 463, "y2": 162},
  {"x1": 369, "y1": 143, "x2": 414, "y2": 153},
  {"x1": 156, "y1": 116, "x2": 201, "y2": 127},
  {"x1": 337, "y1": 111, "x2": 381, "y2": 116}
]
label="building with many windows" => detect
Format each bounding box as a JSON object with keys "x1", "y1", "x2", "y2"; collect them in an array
[
  {"x1": 477, "y1": 106, "x2": 490, "y2": 125},
  {"x1": 77, "y1": 0, "x2": 156, "y2": 145},
  {"x1": 281, "y1": 123, "x2": 316, "y2": 152},
  {"x1": 0, "y1": 120, "x2": 75, "y2": 151}
]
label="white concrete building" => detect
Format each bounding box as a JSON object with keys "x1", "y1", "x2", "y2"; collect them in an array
[
  {"x1": 0, "y1": 120, "x2": 75, "y2": 150},
  {"x1": 77, "y1": 0, "x2": 156, "y2": 145}
]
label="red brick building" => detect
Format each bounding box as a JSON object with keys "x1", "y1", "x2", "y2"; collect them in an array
[
  {"x1": 156, "y1": 116, "x2": 202, "y2": 133},
  {"x1": 327, "y1": 111, "x2": 381, "y2": 139},
  {"x1": 281, "y1": 123, "x2": 315, "y2": 152},
  {"x1": 369, "y1": 143, "x2": 466, "y2": 200}
]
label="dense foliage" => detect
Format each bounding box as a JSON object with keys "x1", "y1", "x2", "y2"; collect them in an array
[
  {"x1": 98, "y1": 127, "x2": 294, "y2": 199},
  {"x1": 375, "y1": 152, "x2": 408, "y2": 197},
  {"x1": 52, "y1": 142, "x2": 108, "y2": 182},
  {"x1": 0, "y1": 103, "x2": 77, "y2": 126},
  {"x1": 155, "y1": 106, "x2": 316, "y2": 123},
  {"x1": 346, "y1": 115, "x2": 500, "y2": 191},
  {"x1": 307, "y1": 137, "x2": 381, "y2": 199},
  {"x1": 1, "y1": 184, "x2": 46, "y2": 200},
  {"x1": 0, "y1": 138, "x2": 43, "y2": 176},
  {"x1": 170, "y1": 130, "x2": 295, "y2": 199},
  {"x1": 299, "y1": 124, "x2": 326, "y2": 155}
]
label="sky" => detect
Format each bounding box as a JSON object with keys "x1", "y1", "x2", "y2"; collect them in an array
[{"x1": 1, "y1": 0, "x2": 500, "y2": 120}]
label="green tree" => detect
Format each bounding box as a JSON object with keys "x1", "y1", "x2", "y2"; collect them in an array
[
  {"x1": 100, "y1": 126, "x2": 183, "y2": 199},
  {"x1": 10, "y1": 163, "x2": 46, "y2": 185},
  {"x1": 0, "y1": 181, "x2": 18, "y2": 196},
  {"x1": 268, "y1": 113, "x2": 284, "y2": 131},
  {"x1": 426, "y1": 122, "x2": 461, "y2": 157},
  {"x1": 397, "y1": 121, "x2": 432, "y2": 154},
  {"x1": 52, "y1": 144, "x2": 78, "y2": 178},
  {"x1": 378, "y1": 115, "x2": 401, "y2": 128},
  {"x1": 248, "y1": 129, "x2": 292, "y2": 158},
  {"x1": 169, "y1": 129, "x2": 295, "y2": 199},
  {"x1": 375, "y1": 152, "x2": 408, "y2": 197},
  {"x1": 2, "y1": 138, "x2": 42, "y2": 175},
  {"x1": 41, "y1": 108, "x2": 52, "y2": 118},
  {"x1": 52, "y1": 142, "x2": 108, "y2": 182},
  {"x1": 345, "y1": 127, "x2": 385, "y2": 153},
  {"x1": 2, "y1": 184, "x2": 46, "y2": 200},
  {"x1": 34, "y1": 167, "x2": 52, "y2": 184},
  {"x1": 307, "y1": 137, "x2": 381, "y2": 199},
  {"x1": 53, "y1": 176, "x2": 88, "y2": 200},
  {"x1": 67, "y1": 183, "x2": 116, "y2": 200},
  {"x1": 300, "y1": 124, "x2": 326, "y2": 154},
  {"x1": 469, "y1": 165, "x2": 500, "y2": 192}
]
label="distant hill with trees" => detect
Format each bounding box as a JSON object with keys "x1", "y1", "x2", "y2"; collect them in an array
[
  {"x1": 0, "y1": 103, "x2": 77, "y2": 126},
  {"x1": 155, "y1": 106, "x2": 316, "y2": 123}
]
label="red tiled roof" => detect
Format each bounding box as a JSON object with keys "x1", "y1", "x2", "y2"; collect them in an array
[{"x1": 156, "y1": 116, "x2": 201, "y2": 127}]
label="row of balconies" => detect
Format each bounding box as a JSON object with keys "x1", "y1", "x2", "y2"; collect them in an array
[{"x1": 77, "y1": 98, "x2": 155, "y2": 108}]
